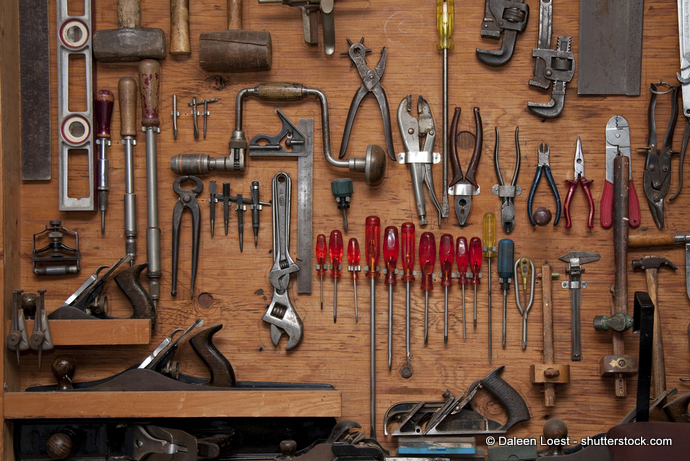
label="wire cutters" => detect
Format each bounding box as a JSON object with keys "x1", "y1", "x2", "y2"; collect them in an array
[
  {"x1": 491, "y1": 127, "x2": 522, "y2": 233},
  {"x1": 397, "y1": 94, "x2": 442, "y2": 226},
  {"x1": 640, "y1": 82, "x2": 680, "y2": 229},
  {"x1": 340, "y1": 37, "x2": 396, "y2": 162},
  {"x1": 172, "y1": 175, "x2": 202, "y2": 299},
  {"x1": 527, "y1": 143, "x2": 561, "y2": 227},
  {"x1": 448, "y1": 107, "x2": 483, "y2": 226},
  {"x1": 564, "y1": 136, "x2": 594, "y2": 228}
]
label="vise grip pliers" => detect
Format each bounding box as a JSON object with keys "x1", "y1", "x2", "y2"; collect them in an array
[
  {"x1": 397, "y1": 95, "x2": 442, "y2": 226},
  {"x1": 171, "y1": 176, "x2": 202, "y2": 299},
  {"x1": 263, "y1": 172, "x2": 303, "y2": 350},
  {"x1": 639, "y1": 82, "x2": 680, "y2": 229},
  {"x1": 491, "y1": 127, "x2": 522, "y2": 233},
  {"x1": 340, "y1": 38, "x2": 396, "y2": 162},
  {"x1": 448, "y1": 107, "x2": 483, "y2": 226},
  {"x1": 527, "y1": 143, "x2": 561, "y2": 226},
  {"x1": 563, "y1": 136, "x2": 594, "y2": 229}
]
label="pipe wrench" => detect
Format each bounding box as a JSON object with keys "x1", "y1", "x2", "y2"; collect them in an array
[{"x1": 263, "y1": 172, "x2": 303, "y2": 350}]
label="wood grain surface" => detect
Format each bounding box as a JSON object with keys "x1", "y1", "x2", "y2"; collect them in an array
[{"x1": 4, "y1": 0, "x2": 690, "y2": 455}]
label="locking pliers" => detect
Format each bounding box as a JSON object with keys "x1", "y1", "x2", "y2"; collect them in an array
[{"x1": 397, "y1": 95, "x2": 442, "y2": 226}]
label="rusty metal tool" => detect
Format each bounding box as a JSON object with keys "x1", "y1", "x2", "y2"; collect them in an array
[
  {"x1": 564, "y1": 136, "x2": 595, "y2": 229},
  {"x1": 209, "y1": 181, "x2": 219, "y2": 237},
  {"x1": 400, "y1": 222, "x2": 415, "y2": 379},
  {"x1": 6, "y1": 290, "x2": 30, "y2": 366},
  {"x1": 250, "y1": 181, "x2": 270, "y2": 247},
  {"x1": 383, "y1": 226, "x2": 398, "y2": 370},
  {"x1": 189, "y1": 97, "x2": 200, "y2": 140},
  {"x1": 602, "y1": 115, "x2": 641, "y2": 228},
  {"x1": 171, "y1": 95, "x2": 179, "y2": 140},
  {"x1": 340, "y1": 38, "x2": 396, "y2": 163},
  {"x1": 639, "y1": 82, "x2": 680, "y2": 229},
  {"x1": 632, "y1": 256, "x2": 677, "y2": 398},
  {"x1": 629, "y1": 232, "x2": 690, "y2": 299},
  {"x1": 530, "y1": 261, "x2": 569, "y2": 407},
  {"x1": 497, "y1": 239, "x2": 513, "y2": 350},
  {"x1": 93, "y1": 0, "x2": 167, "y2": 62},
  {"x1": 528, "y1": 0, "x2": 575, "y2": 118},
  {"x1": 30, "y1": 289, "x2": 53, "y2": 371},
  {"x1": 437, "y1": 0, "x2": 454, "y2": 218},
  {"x1": 258, "y1": 0, "x2": 336, "y2": 55},
  {"x1": 419, "y1": 233, "x2": 436, "y2": 344},
  {"x1": 119, "y1": 77, "x2": 138, "y2": 264},
  {"x1": 171, "y1": 176, "x2": 203, "y2": 298},
  {"x1": 483, "y1": 213, "x2": 497, "y2": 353},
  {"x1": 170, "y1": 0, "x2": 191, "y2": 55},
  {"x1": 328, "y1": 230, "x2": 343, "y2": 323},
  {"x1": 595, "y1": 155, "x2": 638, "y2": 398},
  {"x1": 514, "y1": 257, "x2": 534, "y2": 350},
  {"x1": 32, "y1": 221, "x2": 80, "y2": 275},
  {"x1": 527, "y1": 143, "x2": 561, "y2": 227},
  {"x1": 397, "y1": 95, "x2": 442, "y2": 226},
  {"x1": 95, "y1": 90, "x2": 114, "y2": 234},
  {"x1": 199, "y1": 0, "x2": 272, "y2": 72},
  {"x1": 448, "y1": 107, "x2": 483, "y2": 226},
  {"x1": 192, "y1": 97, "x2": 219, "y2": 140},
  {"x1": 492, "y1": 127, "x2": 522, "y2": 233},
  {"x1": 476, "y1": 0, "x2": 529, "y2": 66},
  {"x1": 439, "y1": 234, "x2": 454, "y2": 344},
  {"x1": 364, "y1": 216, "x2": 381, "y2": 437},
  {"x1": 560, "y1": 251, "x2": 599, "y2": 361},
  {"x1": 347, "y1": 238, "x2": 361, "y2": 323}
]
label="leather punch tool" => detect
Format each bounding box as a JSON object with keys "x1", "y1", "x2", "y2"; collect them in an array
[
  {"x1": 476, "y1": 0, "x2": 529, "y2": 66},
  {"x1": 563, "y1": 136, "x2": 595, "y2": 229},
  {"x1": 491, "y1": 127, "x2": 522, "y2": 233},
  {"x1": 263, "y1": 172, "x2": 303, "y2": 350},
  {"x1": 448, "y1": 107, "x2": 483, "y2": 226},
  {"x1": 397, "y1": 95, "x2": 442, "y2": 226},
  {"x1": 340, "y1": 38, "x2": 396, "y2": 162},
  {"x1": 171, "y1": 175, "x2": 202, "y2": 298},
  {"x1": 527, "y1": 143, "x2": 561, "y2": 227},
  {"x1": 639, "y1": 82, "x2": 680, "y2": 229}
]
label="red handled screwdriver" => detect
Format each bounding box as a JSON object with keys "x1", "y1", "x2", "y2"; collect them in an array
[
  {"x1": 456, "y1": 236, "x2": 469, "y2": 338},
  {"x1": 329, "y1": 230, "x2": 343, "y2": 324},
  {"x1": 419, "y1": 232, "x2": 436, "y2": 344},
  {"x1": 469, "y1": 237, "x2": 483, "y2": 339},
  {"x1": 347, "y1": 238, "x2": 361, "y2": 323},
  {"x1": 439, "y1": 234, "x2": 454, "y2": 344},
  {"x1": 315, "y1": 234, "x2": 327, "y2": 310},
  {"x1": 365, "y1": 216, "x2": 381, "y2": 439},
  {"x1": 383, "y1": 226, "x2": 399, "y2": 370},
  {"x1": 401, "y1": 222, "x2": 416, "y2": 379}
]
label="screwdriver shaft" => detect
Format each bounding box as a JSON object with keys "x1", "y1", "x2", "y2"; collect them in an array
[
  {"x1": 388, "y1": 284, "x2": 393, "y2": 370},
  {"x1": 487, "y1": 258, "x2": 493, "y2": 362},
  {"x1": 444, "y1": 287, "x2": 448, "y2": 344},
  {"x1": 462, "y1": 284, "x2": 466, "y2": 339},
  {"x1": 406, "y1": 281, "x2": 411, "y2": 367},
  {"x1": 502, "y1": 290, "x2": 508, "y2": 348},
  {"x1": 354, "y1": 278, "x2": 358, "y2": 323},
  {"x1": 473, "y1": 285, "x2": 478, "y2": 329},
  {"x1": 320, "y1": 275, "x2": 323, "y2": 310},
  {"x1": 370, "y1": 277, "x2": 376, "y2": 439},
  {"x1": 334, "y1": 278, "x2": 338, "y2": 323},
  {"x1": 424, "y1": 292, "x2": 429, "y2": 344}
]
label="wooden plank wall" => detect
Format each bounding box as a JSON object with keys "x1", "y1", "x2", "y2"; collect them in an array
[{"x1": 7, "y1": 0, "x2": 690, "y2": 454}]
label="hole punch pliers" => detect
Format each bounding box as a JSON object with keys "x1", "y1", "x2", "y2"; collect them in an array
[
  {"x1": 491, "y1": 127, "x2": 522, "y2": 233},
  {"x1": 448, "y1": 107, "x2": 483, "y2": 226},
  {"x1": 172, "y1": 175, "x2": 203, "y2": 298},
  {"x1": 527, "y1": 143, "x2": 561, "y2": 227},
  {"x1": 397, "y1": 94, "x2": 442, "y2": 226},
  {"x1": 340, "y1": 38, "x2": 396, "y2": 162},
  {"x1": 563, "y1": 136, "x2": 594, "y2": 229}
]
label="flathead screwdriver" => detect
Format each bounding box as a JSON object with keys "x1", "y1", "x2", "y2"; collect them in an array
[
  {"x1": 498, "y1": 239, "x2": 515, "y2": 350},
  {"x1": 400, "y1": 222, "x2": 416, "y2": 379},
  {"x1": 483, "y1": 212, "x2": 497, "y2": 361},
  {"x1": 315, "y1": 234, "x2": 327, "y2": 310},
  {"x1": 456, "y1": 236, "x2": 469, "y2": 338},
  {"x1": 439, "y1": 234, "x2": 454, "y2": 344},
  {"x1": 364, "y1": 216, "x2": 381, "y2": 439},
  {"x1": 469, "y1": 237, "x2": 483, "y2": 336},
  {"x1": 419, "y1": 232, "x2": 436, "y2": 344},
  {"x1": 383, "y1": 226, "x2": 399, "y2": 370},
  {"x1": 347, "y1": 238, "x2": 361, "y2": 323},
  {"x1": 329, "y1": 230, "x2": 343, "y2": 323}
]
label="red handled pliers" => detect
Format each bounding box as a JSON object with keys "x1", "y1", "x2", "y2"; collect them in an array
[{"x1": 564, "y1": 137, "x2": 594, "y2": 228}]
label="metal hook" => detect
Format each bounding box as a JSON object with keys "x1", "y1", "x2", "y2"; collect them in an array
[{"x1": 514, "y1": 257, "x2": 535, "y2": 350}]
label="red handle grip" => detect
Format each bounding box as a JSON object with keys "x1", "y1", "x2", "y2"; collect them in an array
[
  {"x1": 581, "y1": 178, "x2": 595, "y2": 229},
  {"x1": 95, "y1": 90, "x2": 114, "y2": 138},
  {"x1": 563, "y1": 180, "x2": 577, "y2": 229},
  {"x1": 600, "y1": 180, "x2": 614, "y2": 228},
  {"x1": 629, "y1": 179, "x2": 641, "y2": 228}
]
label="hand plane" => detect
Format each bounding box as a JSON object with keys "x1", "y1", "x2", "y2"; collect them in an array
[{"x1": 383, "y1": 366, "x2": 530, "y2": 436}]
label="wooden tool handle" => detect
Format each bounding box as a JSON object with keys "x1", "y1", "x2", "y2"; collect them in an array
[
  {"x1": 255, "y1": 82, "x2": 306, "y2": 100},
  {"x1": 170, "y1": 0, "x2": 191, "y2": 55},
  {"x1": 95, "y1": 90, "x2": 114, "y2": 139},
  {"x1": 228, "y1": 0, "x2": 242, "y2": 30},
  {"x1": 628, "y1": 231, "x2": 677, "y2": 248},
  {"x1": 645, "y1": 269, "x2": 666, "y2": 398},
  {"x1": 139, "y1": 60, "x2": 161, "y2": 128},
  {"x1": 118, "y1": 76, "x2": 137, "y2": 137},
  {"x1": 542, "y1": 261, "x2": 554, "y2": 365},
  {"x1": 118, "y1": 0, "x2": 141, "y2": 29}
]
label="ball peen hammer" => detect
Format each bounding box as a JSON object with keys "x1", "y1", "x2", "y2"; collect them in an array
[{"x1": 629, "y1": 232, "x2": 690, "y2": 300}]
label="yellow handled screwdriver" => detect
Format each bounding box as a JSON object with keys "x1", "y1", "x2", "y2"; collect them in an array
[{"x1": 437, "y1": 0, "x2": 454, "y2": 217}]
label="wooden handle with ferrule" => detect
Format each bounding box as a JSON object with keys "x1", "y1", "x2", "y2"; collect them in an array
[
  {"x1": 95, "y1": 90, "x2": 114, "y2": 139},
  {"x1": 118, "y1": 0, "x2": 142, "y2": 29},
  {"x1": 118, "y1": 76, "x2": 137, "y2": 137},
  {"x1": 228, "y1": 0, "x2": 242, "y2": 30},
  {"x1": 170, "y1": 0, "x2": 191, "y2": 55},
  {"x1": 628, "y1": 231, "x2": 677, "y2": 248},
  {"x1": 139, "y1": 60, "x2": 161, "y2": 128}
]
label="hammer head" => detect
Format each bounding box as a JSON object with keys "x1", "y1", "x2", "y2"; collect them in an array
[
  {"x1": 93, "y1": 28, "x2": 167, "y2": 62},
  {"x1": 632, "y1": 256, "x2": 678, "y2": 272}
]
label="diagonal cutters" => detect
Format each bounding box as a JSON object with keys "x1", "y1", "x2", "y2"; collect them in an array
[
  {"x1": 172, "y1": 175, "x2": 202, "y2": 298},
  {"x1": 340, "y1": 38, "x2": 396, "y2": 161},
  {"x1": 527, "y1": 143, "x2": 561, "y2": 227},
  {"x1": 491, "y1": 127, "x2": 522, "y2": 233},
  {"x1": 563, "y1": 136, "x2": 594, "y2": 228},
  {"x1": 448, "y1": 107, "x2": 483, "y2": 226},
  {"x1": 397, "y1": 95, "x2": 442, "y2": 226},
  {"x1": 639, "y1": 82, "x2": 680, "y2": 229}
]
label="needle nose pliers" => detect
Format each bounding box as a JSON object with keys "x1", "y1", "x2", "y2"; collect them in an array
[
  {"x1": 172, "y1": 175, "x2": 203, "y2": 298},
  {"x1": 527, "y1": 143, "x2": 561, "y2": 227},
  {"x1": 564, "y1": 136, "x2": 594, "y2": 228}
]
